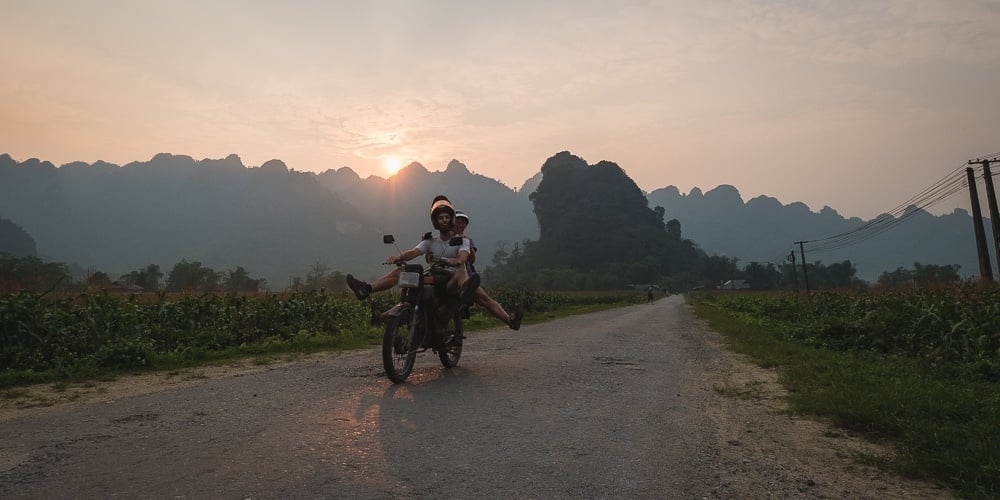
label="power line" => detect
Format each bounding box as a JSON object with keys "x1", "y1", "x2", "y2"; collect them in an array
[
  {"x1": 971, "y1": 152, "x2": 1000, "y2": 162},
  {"x1": 799, "y1": 162, "x2": 974, "y2": 255},
  {"x1": 805, "y1": 174, "x2": 969, "y2": 253}
]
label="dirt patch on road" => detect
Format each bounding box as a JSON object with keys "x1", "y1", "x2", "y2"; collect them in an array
[
  {"x1": 698, "y1": 330, "x2": 953, "y2": 499},
  {"x1": 0, "y1": 352, "x2": 349, "y2": 425}
]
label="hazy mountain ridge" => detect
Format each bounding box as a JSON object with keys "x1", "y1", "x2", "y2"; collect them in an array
[
  {"x1": 0, "y1": 153, "x2": 375, "y2": 286},
  {"x1": 647, "y1": 184, "x2": 993, "y2": 281},
  {"x1": 0, "y1": 152, "x2": 990, "y2": 286},
  {"x1": 314, "y1": 159, "x2": 539, "y2": 270},
  {"x1": 0, "y1": 153, "x2": 538, "y2": 287}
]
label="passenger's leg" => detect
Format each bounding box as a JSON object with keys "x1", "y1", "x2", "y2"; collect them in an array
[{"x1": 475, "y1": 287, "x2": 511, "y2": 324}]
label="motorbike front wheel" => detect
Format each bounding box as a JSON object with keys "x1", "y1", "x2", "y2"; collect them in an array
[
  {"x1": 383, "y1": 310, "x2": 418, "y2": 383},
  {"x1": 438, "y1": 312, "x2": 463, "y2": 368}
]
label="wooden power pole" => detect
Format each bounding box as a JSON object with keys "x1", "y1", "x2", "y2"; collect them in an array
[
  {"x1": 787, "y1": 251, "x2": 798, "y2": 293},
  {"x1": 969, "y1": 158, "x2": 1000, "y2": 273},
  {"x1": 966, "y1": 166, "x2": 994, "y2": 282},
  {"x1": 795, "y1": 241, "x2": 810, "y2": 292}
]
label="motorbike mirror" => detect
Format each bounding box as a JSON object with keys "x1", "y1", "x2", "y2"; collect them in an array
[
  {"x1": 449, "y1": 236, "x2": 464, "y2": 246},
  {"x1": 383, "y1": 235, "x2": 395, "y2": 244}
]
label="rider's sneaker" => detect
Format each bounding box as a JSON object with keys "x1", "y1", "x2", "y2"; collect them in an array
[
  {"x1": 508, "y1": 303, "x2": 525, "y2": 331},
  {"x1": 346, "y1": 274, "x2": 371, "y2": 301},
  {"x1": 459, "y1": 273, "x2": 480, "y2": 304}
]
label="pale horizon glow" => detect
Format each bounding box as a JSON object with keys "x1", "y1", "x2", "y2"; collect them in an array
[
  {"x1": 2, "y1": 0, "x2": 999, "y2": 220},
  {"x1": 383, "y1": 156, "x2": 403, "y2": 175}
]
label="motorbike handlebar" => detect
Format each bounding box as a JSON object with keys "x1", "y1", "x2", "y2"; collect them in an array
[{"x1": 382, "y1": 256, "x2": 456, "y2": 268}]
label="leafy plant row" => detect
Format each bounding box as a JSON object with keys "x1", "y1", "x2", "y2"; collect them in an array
[
  {"x1": 700, "y1": 284, "x2": 1000, "y2": 377},
  {"x1": 1, "y1": 290, "x2": 369, "y2": 374},
  {"x1": 1, "y1": 286, "x2": 642, "y2": 385}
]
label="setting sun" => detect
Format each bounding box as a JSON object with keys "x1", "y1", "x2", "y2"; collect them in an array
[{"x1": 383, "y1": 156, "x2": 403, "y2": 175}]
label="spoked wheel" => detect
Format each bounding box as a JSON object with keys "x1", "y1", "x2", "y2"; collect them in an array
[
  {"x1": 383, "y1": 309, "x2": 418, "y2": 383},
  {"x1": 438, "y1": 312, "x2": 463, "y2": 368}
]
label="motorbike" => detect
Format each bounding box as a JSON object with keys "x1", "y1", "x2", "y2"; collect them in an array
[{"x1": 380, "y1": 234, "x2": 466, "y2": 383}]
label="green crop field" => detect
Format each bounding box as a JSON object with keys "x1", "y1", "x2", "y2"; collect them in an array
[{"x1": 0, "y1": 287, "x2": 643, "y2": 388}]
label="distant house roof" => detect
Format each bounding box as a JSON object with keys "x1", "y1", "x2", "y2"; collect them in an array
[
  {"x1": 111, "y1": 281, "x2": 145, "y2": 292},
  {"x1": 721, "y1": 279, "x2": 750, "y2": 290}
]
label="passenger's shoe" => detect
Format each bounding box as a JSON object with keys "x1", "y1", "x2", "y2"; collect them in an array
[
  {"x1": 459, "y1": 273, "x2": 480, "y2": 304},
  {"x1": 508, "y1": 303, "x2": 525, "y2": 331},
  {"x1": 346, "y1": 274, "x2": 371, "y2": 301}
]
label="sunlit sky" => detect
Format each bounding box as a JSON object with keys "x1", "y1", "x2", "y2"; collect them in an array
[{"x1": 2, "y1": 0, "x2": 999, "y2": 220}]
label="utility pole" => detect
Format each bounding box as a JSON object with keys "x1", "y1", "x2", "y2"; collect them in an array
[
  {"x1": 966, "y1": 167, "x2": 994, "y2": 282},
  {"x1": 969, "y1": 158, "x2": 1000, "y2": 273},
  {"x1": 795, "y1": 241, "x2": 810, "y2": 293},
  {"x1": 787, "y1": 251, "x2": 798, "y2": 293}
]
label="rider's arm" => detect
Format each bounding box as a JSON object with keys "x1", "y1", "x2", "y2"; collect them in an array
[
  {"x1": 443, "y1": 249, "x2": 469, "y2": 268},
  {"x1": 385, "y1": 247, "x2": 423, "y2": 264},
  {"x1": 455, "y1": 249, "x2": 470, "y2": 266},
  {"x1": 445, "y1": 238, "x2": 472, "y2": 267}
]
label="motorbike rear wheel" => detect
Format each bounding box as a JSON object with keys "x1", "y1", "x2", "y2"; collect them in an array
[
  {"x1": 438, "y1": 312, "x2": 463, "y2": 368},
  {"x1": 383, "y1": 309, "x2": 418, "y2": 383}
]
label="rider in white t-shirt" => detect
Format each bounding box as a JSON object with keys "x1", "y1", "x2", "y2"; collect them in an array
[
  {"x1": 416, "y1": 230, "x2": 471, "y2": 270},
  {"x1": 346, "y1": 195, "x2": 479, "y2": 304}
]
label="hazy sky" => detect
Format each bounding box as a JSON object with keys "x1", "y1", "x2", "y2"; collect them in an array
[{"x1": 2, "y1": 0, "x2": 999, "y2": 219}]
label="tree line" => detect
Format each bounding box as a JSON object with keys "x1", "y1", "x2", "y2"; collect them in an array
[
  {"x1": 0, "y1": 251, "x2": 963, "y2": 297},
  {"x1": 0, "y1": 252, "x2": 370, "y2": 295},
  {"x1": 0, "y1": 254, "x2": 266, "y2": 294}
]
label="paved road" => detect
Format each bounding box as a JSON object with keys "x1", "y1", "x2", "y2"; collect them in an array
[{"x1": 1, "y1": 295, "x2": 727, "y2": 499}]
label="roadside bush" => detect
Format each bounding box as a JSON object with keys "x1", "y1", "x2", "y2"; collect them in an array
[{"x1": 697, "y1": 285, "x2": 1000, "y2": 376}]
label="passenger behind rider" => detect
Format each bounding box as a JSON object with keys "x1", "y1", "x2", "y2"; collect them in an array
[
  {"x1": 345, "y1": 195, "x2": 480, "y2": 305},
  {"x1": 452, "y1": 210, "x2": 524, "y2": 331}
]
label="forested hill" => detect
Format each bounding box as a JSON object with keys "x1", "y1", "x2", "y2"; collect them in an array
[
  {"x1": 485, "y1": 151, "x2": 703, "y2": 289},
  {"x1": 0, "y1": 151, "x2": 989, "y2": 286},
  {"x1": 0, "y1": 218, "x2": 36, "y2": 257}
]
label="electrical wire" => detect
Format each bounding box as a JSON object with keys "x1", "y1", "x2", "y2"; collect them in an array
[
  {"x1": 970, "y1": 151, "x2": 1000, "y2": 162},
  {"x1": 796, "y1": 160, "x2": 985, "y2": 255},
  {"x1": 805, "y1": 178, "x2": 968, "y2": 253},
  {"x1": 804, "y1": 176, "x2": 968, "y2": 253}
]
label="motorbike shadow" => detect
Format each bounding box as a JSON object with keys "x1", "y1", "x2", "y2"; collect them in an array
[{"x1": 353, "y1": 364, "x2": 520, "y2": 488}]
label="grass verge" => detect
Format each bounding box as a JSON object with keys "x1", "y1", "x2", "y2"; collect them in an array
[{"x1": 688, "y1": 294, "x2": 1000, "y2": 499}]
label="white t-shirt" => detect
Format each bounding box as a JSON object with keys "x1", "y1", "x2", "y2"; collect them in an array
[{"x1": 415, "y1": 235, "x2": 471, "y2": 262}]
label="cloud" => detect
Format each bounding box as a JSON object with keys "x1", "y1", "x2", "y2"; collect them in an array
[{"x1": 706, "y1": 0, "x2": 1000, "y2": 66}]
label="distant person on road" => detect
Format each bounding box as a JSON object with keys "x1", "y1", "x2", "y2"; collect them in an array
[{"x1": 647, "y1": 286, "x2": 654, "y2": 303}]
